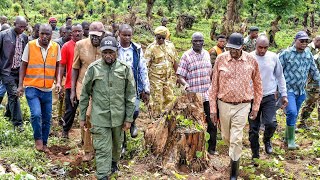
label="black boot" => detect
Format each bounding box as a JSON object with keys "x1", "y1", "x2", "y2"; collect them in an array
[
  {"x1": 130, "y1": 121, "x2": 138, "y2": 138},
  {"x1": 264, "y1": 140, "x2": 273, "y2": 154},
  {"x1": 230, "y1": 159, "x2": 239, "y2": 180},
  {"x1": 111, "y1": 161, "x2": 119, "y2": 174},
  {"x1": 263, "y1": 124, "x2": 276, "y2": 154}
]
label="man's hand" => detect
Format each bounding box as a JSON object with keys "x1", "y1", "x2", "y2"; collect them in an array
[
  {"x1": 210, "y1": 113, "x2": 219, "y2": 126},
  {"x1": 249, "y1": 110, "x2": 258, "y2": 120},
  {"x1": 141, "y1": 92, "x2": 150, "y2": 104},
  {"x1": 17, "y1": 86, "x2": 24, "y2": 97},
  {"x1": 70, "y1": 90, "x2": 77, "y2": 107},
  {"x1": 55, "y1": 83, "x2": 62, "y2": 94},
  {"x1": 280, "y1": 96, "x2": 288, "y2": 109},
  {"x1": 122, "y1": 122, "x2": 131, "y2": 131}
]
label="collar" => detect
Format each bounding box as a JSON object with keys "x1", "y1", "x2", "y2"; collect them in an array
[
  {"x1": 291, "y1": 45, "x2": 309, "y2": 53},
  {"x1": 119, "y1": 43, "x2": 133, "y2": 50},
  {"x1": 227, "y1": 51, "x2": 248, "y2": 61},
  {"x1": 36, "y1": 38, "x2": 53, "y2": 49},
  {"x1": 191, "y1": 48, "x2": 204, "y2": 55}
]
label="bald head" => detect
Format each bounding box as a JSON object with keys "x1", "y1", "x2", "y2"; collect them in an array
[
  {"x1": 255, "y1": 35, "x2": 269, "y2": 56},
  {"x1": 13, "y1": 16, "x2": 27, "y2": 34},
  {"x1": 191, "y1": 32, "x2": 204, "y2": 53},
  {"x1": 313, "y1": 35, "x2": 320, "y2": 49},
  {"x1": 119, "y1": 24, "x2": 132, "y2": 33}
]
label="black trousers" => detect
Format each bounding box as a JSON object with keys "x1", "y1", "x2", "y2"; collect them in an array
[
  {"x1": 203, "y1": 101, "x2": 217, "y2": 151},
  {"x1": 1, "y1": 70, "x2": 23, "y2": 126},
  {"x1": 249, "y1": 94, "x2": 277, "y2": 156},
  {"x1": 62, "y1": 88, "x2": 79, "y2": 132}
]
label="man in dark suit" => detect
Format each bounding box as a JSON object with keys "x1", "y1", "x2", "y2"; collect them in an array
[{"x1": 0, "y1": 16, "x2": 28, "y2": 131}]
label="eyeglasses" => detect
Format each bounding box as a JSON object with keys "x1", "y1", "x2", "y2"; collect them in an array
[
  {"x1": 156, "y1": 35, "x2": 166, "y2": 40},
  {"x1": 299, "y1": 39, "x2": 309, "y2": 43}
]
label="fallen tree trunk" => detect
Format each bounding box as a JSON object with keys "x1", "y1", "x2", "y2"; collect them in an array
[{"x1": 145, "y1": 93, "x2": 209, "y2": 173}]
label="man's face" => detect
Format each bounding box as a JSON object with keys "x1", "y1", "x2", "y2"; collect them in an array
[
  {"x1": 119, "y1": 29, "x2": 132, "y2": 45},
  {"x1": 60, "y1": 28, "x2": 67, "y2": 38},
  {"x1": 229, "y1": 47, "x2": 242, "y2": 59},
  {"x1": 90, "y1": 34, "x2": 103, "y2": 47},
  {"x1": 39, "y1": 27, "x2": 52, "y2": 46},
  {"x1": 1, "y1": 17, "x2": 7, "y2": 24},
  {"x1": 256, "y1": 42, "x2": 269, "y2": 56},
  {"x1": 66, "y1": 19, "x2": 72, "y2": 26},
  {"x1": 192, "y1": 36, "x2": 204, "y2": 52},
  {"x1": 314, "y1": 37, "x2": 320, "y2": 49},
  {"x1": 83, "y1": 24, "x2": 89, "y2": 37},
  {"x1": 49, "y1": 20, "x2": 57, "y2": 29},
  {"x1": 250, "y1": 31, "x2": 259, "y2": 39},
  {"x1": 33, "y1": 26, "x2": 40, "y2": 39},
  {"x1": 64, "y1": 29, "x2": 72, "y2": 42},
  {"x1": 156, "y1": 34, "x2": 166, "y2": 45},
  {"x1": 102, "y1": 49, "x2": 117, "y2": 65},
  {"x1": 14, "y1": 21, "x2": 28, "y2": 35},
  {"x1": 295, "y1": 39, "x2": 309, "y2": 51},
  {"x1": 217, "y1": 38, "x2": 227, "y2": 48},
  {"x1": 72, "y1": 26, "x2": 83, "y2": 42}
]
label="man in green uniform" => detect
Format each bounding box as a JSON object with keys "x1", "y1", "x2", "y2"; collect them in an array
[
  {"x1": 299, "y1": 36, "x2": 320, "y2": 129},
  {"x1": 144, "y1": 26, "x2": 178, "y2": 118},
  {"x1": 243, "y1": 26, "x2": 259, "y2": 52},
  {"x1": 79, "y1": 36, "x2": 136, "y2": 180}
]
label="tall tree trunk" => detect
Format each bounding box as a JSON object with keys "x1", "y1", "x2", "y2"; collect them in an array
[
  {"x1": 303, "y1": 12, "x2": 308, "y2": 27},
  {"x1": 310, "y1": 0, "x2": 315, "y2": 28},
  {"x1": 146, "y1": 0, "x2": 156, "y2": 20},
  {"x1": 222, "y1": 0, "x2": 240, "y2": 36}
]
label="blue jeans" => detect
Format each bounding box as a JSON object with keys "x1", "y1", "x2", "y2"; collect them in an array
[
  {"x1": 286, "y1": 92, "x2": 306, "y2": 126},
  {"x1": 0, "y1": 80, "x2": 7, "y2": 97},
  {"x1": 25, "y1": 87, "x2": 52, "y2": 145}
]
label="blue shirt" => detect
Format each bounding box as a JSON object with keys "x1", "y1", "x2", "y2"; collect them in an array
[
  {"x1": 118, "y1": 42, "x2": 150, "y2": 93},
  {"x1": 279, "y1": 46, "x2": 320, "y2": 95}
]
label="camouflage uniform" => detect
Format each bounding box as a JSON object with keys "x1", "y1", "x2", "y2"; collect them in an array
[
  {"x1": 300, "y1": 44, "x2": 320, "y2": 123},
  {"x1": 243, "y1": 36, "x2": 256, "y2": 52},
  {"x1": 144, "y1": 40, "x2": 178, "y2": 117}
]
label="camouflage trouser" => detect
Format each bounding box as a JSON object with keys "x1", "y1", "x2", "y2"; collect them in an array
[
  {"x1": 91, "y1": 125, "x2": 123, "y2": 179},
  {"x1": 300, "y1": 90, "x2": 320, "y2": 122},
  {"x1": 149, "y1": 76, "x2": 174, "y2": 118}
]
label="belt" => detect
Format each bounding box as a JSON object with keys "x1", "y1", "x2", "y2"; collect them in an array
[{"x1": 219, "y1": 99, "x2": 252, "y2": 105}]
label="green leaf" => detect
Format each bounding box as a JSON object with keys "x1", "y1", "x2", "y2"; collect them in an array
[{"x1": 196, "y1": 151, "x2": 203, "y2": 158}]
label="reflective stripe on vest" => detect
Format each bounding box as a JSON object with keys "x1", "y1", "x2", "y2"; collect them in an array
[{"x1": 23, "y1": 40, "x2": 58, "y2": 89}]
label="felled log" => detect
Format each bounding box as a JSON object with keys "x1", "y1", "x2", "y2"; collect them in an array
[{"x1": 145, "y1": 93, "x2": 209, "y2": 172}]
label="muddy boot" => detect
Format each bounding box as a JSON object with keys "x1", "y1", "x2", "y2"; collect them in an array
[
  {"x1": 35, "y1": 140, "x2": 43, "y2": 151},
  {"x1": 43, "y1": 145, "x2": 53, "y2": 155},
  {"x1": 111, "y1": 161, "x2": 119, "y2": 174},
  {"x1": 230, "y1": 159, "x2": 239, "y2": 180},
  {"x1": 287, "y1": 126, "x2": 299, "y2": 150},
  {"x1": 130, "y1": 121, "x2": 138, "y2": 138},
  {"x1": 62, "y1": 130, "x2": 69, "y2": 139}
]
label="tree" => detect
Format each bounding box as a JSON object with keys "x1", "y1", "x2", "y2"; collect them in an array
[
  {"x1": 263, "y1": 0, "x2": 302, "y2": 46},
  {"x1": 146, "y1": 0, "x2": 155, "y2": 19},
  {"x1": 221, "y1": 0, "x2": 242, "y2": 36}
]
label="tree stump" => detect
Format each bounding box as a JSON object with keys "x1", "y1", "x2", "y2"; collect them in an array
[
  {"x1": 144, "y1": 93, "x2": 209, "y2": 173},
  {"x1": 175, "y1": 14, "x2": 195, "y2": 34}
]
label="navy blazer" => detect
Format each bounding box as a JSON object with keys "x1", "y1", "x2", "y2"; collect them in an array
[{"x1": 0, "y1": 28, "x2": 28, "y2": 76}]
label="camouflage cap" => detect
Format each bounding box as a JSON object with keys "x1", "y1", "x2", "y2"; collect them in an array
[{"x1": 154, "y1": 26, "x2": 168, "y2": 36}]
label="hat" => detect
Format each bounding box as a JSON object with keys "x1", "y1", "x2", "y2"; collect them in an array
[
  {"x1": 226, "y1": 33, "x2": 244, "y2": 49},
  {"x1": 89, "y1": 22, "x2": 105, "y2": 37},
  {"x1": 48, "y1": 17, "x2": 57, "y2": 23},
  {"x1": 249, "y1": 26, "x2": 259, "y2": 32},
  {"x1": 100, "y1": 36, "x2": 118, "y2": 52},
  {"x1": 154, "y1": 26, "x2": 168, "y2": 36},
  {"x1": 295, "y1": 31, "x2": 309, "y2": 40}
]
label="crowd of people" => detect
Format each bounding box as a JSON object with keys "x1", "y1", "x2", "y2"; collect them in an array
[{"x1": 0, "y1": 14, "x2": 319, "y2": 180}]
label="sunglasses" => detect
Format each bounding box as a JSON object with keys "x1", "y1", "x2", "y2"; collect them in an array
[
  {"x1": 156, "y1": 35, "x2": 166, "y2": 40},
  {"x1": 299, "y1": 39, "x2": 309, "y2": 43}
]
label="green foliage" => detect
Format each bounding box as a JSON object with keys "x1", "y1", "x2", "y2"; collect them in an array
[
  {"x1": 262, "y1": 0, "x2": 302, "y2": 17},
  {"x1": 12, "y1": 3, "x2": 21, "y2": 14}
]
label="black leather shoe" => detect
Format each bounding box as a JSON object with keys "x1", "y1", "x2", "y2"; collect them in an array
[
  {"x1": 130, "y1": 122, "x2": 138, "y2": 138},
  {"x1": 62, "y1": 130, "x2": 69, "y2": 139},
  {"x1": 264, "y1": 141, "x2": 273, "y2": 154},
  {"x1": 111, "y1": 161, "x2": 119, "y2": 174}
]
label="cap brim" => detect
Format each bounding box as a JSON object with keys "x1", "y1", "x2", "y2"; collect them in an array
[
  {"x1": 226, "y1": 43, "x2": 242, "y2": 49},
  {"x1": 89, "y1": 31, "x2": 103, "y2": 36},
  {"x1": 100, "y1": 46, "x2": 117, "y2": 52},
  {"x1": 296, "y1": 37, "x2": 310, "y2": 40}
]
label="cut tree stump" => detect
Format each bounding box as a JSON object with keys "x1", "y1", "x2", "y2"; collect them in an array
[{"x1": 145, "y1": 93, "x2": 209, "y2": 173}]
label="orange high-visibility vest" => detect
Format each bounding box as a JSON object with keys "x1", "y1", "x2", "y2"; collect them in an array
[
  {"x1": 212, "y1": 45, "x2": 223, "y2": 55},
  {"x1": 24, "y1": 40, "x2": 58, "y2": 89}
]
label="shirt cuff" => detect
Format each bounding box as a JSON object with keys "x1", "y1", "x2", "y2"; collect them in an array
[{"x1": 125, "y1": 117, "x2": 134, "y2": 123}]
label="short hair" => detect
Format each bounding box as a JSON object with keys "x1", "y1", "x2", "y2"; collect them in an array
[
  {"x1": 216, "y1": 34, "x2": 226, "y2": 40},
  {"x1": 66, "y1": 17, "x2": 72, "y2": 22},
  {"x1": 33, "y1": 23, "x2": 40, "y2": 29},
  {"x1": 81, "y1": 21, "x2": 89, "y2": 27},
  {"x1": 119, "y1": 24, "x2": 133, "y2": 32},
  {"x1": 65, "y1": 25, "x2": 72, "y2": 31},
  {"x1": 191, "y1": 32, "x2": 204, "y2": 39}
]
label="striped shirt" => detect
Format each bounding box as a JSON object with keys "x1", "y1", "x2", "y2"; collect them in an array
[{"x1": 176, "y1": 49, "x2": 212, "y2": 101}]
